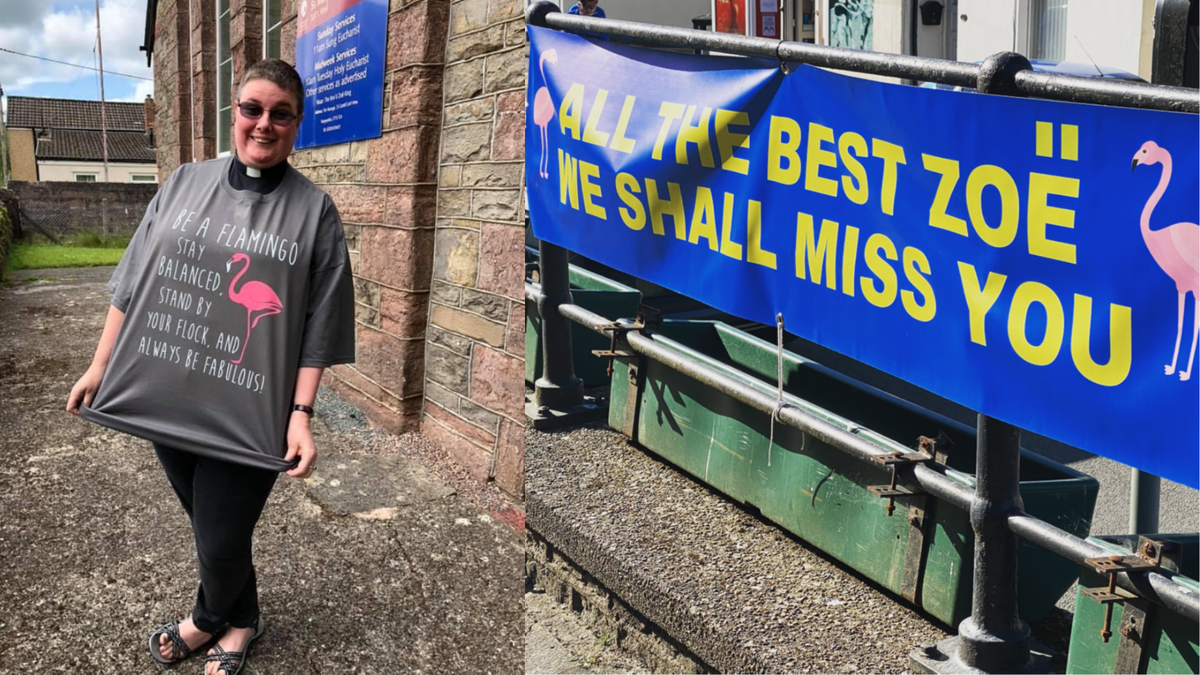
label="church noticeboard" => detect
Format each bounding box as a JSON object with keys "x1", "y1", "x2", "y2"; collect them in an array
[{"x1": 294, "y1": 0, "x2": 388, "y2": 149}]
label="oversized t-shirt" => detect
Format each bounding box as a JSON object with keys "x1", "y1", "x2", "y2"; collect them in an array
[{"x1": 80, "y1": 156, "x2": 355, "y2": 471}]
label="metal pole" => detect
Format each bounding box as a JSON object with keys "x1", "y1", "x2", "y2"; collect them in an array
[
  {"x1": 533, "y1": 239, "x2": 584, "y2": 408},
  {"x1": 1129, "y1": 469, "x2": 1161, "y2": 534},
  {"x1": 0, "y1": 81, "x2": 8, "y2": 187},
  {"x1": 95, "y1": 0, "x2": 110, "y2": 183}
]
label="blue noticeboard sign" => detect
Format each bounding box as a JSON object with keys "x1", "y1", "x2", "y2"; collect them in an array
[
  {"x1": 525, "y1": 27, "x2": 1200, "y2": 488},
  {"x1": 295, "y1": 0, "x2": 387, "y2": 149}
]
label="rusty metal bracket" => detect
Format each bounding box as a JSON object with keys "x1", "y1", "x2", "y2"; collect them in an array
[
  {"x1": 594, "y1": 306, "x2": 661, "y2": 443},
  {"x1": 1113, "y1": 598, "x2": 1150, "y2": 674},
  {"x1": 867, "y1": 450, "x2": 933, "y2": 517},
  {"x1": 1082, "y1": 536, "x2": 1180, "y2": 646}
]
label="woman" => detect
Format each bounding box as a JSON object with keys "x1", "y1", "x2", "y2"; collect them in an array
[{"x1": 66, "y1": 59, "x2": 354, "y2": 674}]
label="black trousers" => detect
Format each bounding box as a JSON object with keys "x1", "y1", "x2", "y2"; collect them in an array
[{"x1": 154, "y1": 443, "x2": 278, "y2": 633}]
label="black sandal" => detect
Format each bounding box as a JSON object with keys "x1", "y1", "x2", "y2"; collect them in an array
[
  {"x1": 204, "y1": 616, "x2": 264, "y2": 675},
  {"x1": 147, "y1": 618, "x2": 219, "y2": 664}
]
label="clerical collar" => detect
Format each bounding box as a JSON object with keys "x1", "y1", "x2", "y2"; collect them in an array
[{"x1": 229, "y1": 153, "x2": 288, "y2": 195}]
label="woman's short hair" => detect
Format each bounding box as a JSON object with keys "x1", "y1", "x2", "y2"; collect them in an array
[{"x1": 239, "y1": 59, "x2": 306, "y2": 117}]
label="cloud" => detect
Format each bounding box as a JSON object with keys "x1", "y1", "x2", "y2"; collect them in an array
[
  {"x1": 113, "y1": 79, "x2": 156, "y2": 102},
  {"x1": 0, "y1": 0, "x2": 153, "y2": 97}
]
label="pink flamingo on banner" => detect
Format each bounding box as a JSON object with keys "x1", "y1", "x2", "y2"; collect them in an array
[
  {"x1": 533, "y1": 49, "x2": 558, "y2": 179},
  {"x1": 225, "y1": 253, "x2": 284, "y2": 365},
  {"x1": 1132, "y1": 141, "x2": 1200, "y2": 381}
]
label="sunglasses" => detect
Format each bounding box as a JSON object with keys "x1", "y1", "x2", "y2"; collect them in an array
[{"x1": 237, "y1": 102, "x2": 299, "y2": 125}]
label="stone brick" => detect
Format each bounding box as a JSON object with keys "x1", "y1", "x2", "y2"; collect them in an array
[
  {"x1": 471, "y1": 189, "x2": 521, "y2": 221},
  {"x1": 390, "y1": 65, "x2": 443, "y2": 128},
  {"x1": 444, "y1": 98, "x2": 494, "y2": 126},
  {"x1": 326, "y1": 143, "x2": 351, "y2": 163},
  {"x1": 484, "y1": 47, "x2": 526, "y2": 93},
  {"x1": 424, "y1": 380, "x2": 460, "y2": 412},
  {"x1": 505, "y1": 302, "x2": 524, "y2": 356},
  {"x1": 477, "y1": 222, "x2": 524, "y2": 299},
  {"x1": 431, "y1": 281, "x2": 462, "y2": 306},
  {"x1": 366, "y1": 126, "x2": 440, "y2": 183},
  {"x1": 380, "y1": 287, "x2": 429, "y2": 337},
  {"x1": 460, "y1": 163, "x2": 521, "y2": 188},
  {"x1": 431, "y1": 304, "x2": 505, "y2": 346},
  {"x1": 429, "y1": 326, "x2": 473, "y2": 355},
  {"x1": 330, "y1": 378, "x2": 422, "y2": 434},
  {"x1": 433, "y1": 228, "x2": 479, "y2": 285},
  {"x1": 426, "y1": 343, "x2": 471, "y2": 394},
  {"x1": 343, "y1": 222, "x2": 361, "y2": 251},
  {"x1": 329, "y1": 364, "x2": 388, "y2": 402},
  {"x1": 451, "y1": 0, "x2": 489, "y2": 36},
  {"x1": 444, "y1": 59, "x2": 485, "y2": 103},
  {"x1": 350, "y1": 141, "x2": 369, "y2": 163},
  {"x1": 384, "y1": 185, "x2": 439, "y2": 228},
  {"x1": 492, "y1": 109, "x2": 523, "y2": 162},
  {"x1": 355, "y1": 301, "x2": 381, "y2": 328},
  {"x1": 348, "y1": 251, "x2": 360, "y2": 275},
  {"x1": 437, "y1": 189, "x2": 471, "y2": 217},
  {"x1": 447, "y1": 25, "x2": 505, "y2": 63},
  {"x1": 353, "y1": 276, "x2": 382, "y2": 308},
  {"x1": 497, "y1": 90, "x2": 524, "y2": 114},
  {"x1": 439, "y1": 165, "x2": 461, "y2": 188},
  {"x1": 488, "y1": 0, "x2": 522, "y2": 23},
  {"x1": 422, "y1": 415, "x2": 492, "y2": 481},
  {"x1": 360, "y1": 225, "x2": 435, "y2": 290},
  {"x1": 356, "y1": 327, "x2": 426, "y2": 397},
  {"x1": 459, "y1": 397, "x2": 501, "y2": 433},
  {"x1": 326, "y1": 184, "x2": 387, "y2": 224},
  {"x1": 461, "y1": 287, "x2": 508, "y2": 322},
  {"x1": 470, "y1": 345, "x2": 524, "y2": 419},
  {"x1": 441, "y1": 123, "x2": 492, "y2": 163},
  {"x1": 387, "y1": 0, "x2": 450, "y2": 70},
  {"x1": 426, "y1": 401, "x2": 496, "y2": 447},
  {"x1": 493, "y1": 419, "x2": 523, "y2": 498},
  {"x1": 504, "y1": 17, "x2": 526, "y2": 47}
]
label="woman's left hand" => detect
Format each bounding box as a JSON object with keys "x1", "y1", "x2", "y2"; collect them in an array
[{"x1": 285, "y1": 412, "x2": 318, "y2": 478}]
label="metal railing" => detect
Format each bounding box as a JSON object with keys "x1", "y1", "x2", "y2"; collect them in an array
[{"x1": 524, "y1": 2, "x2": 1199, "y2": 672}]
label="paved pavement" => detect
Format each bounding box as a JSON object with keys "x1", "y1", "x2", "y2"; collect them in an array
[{"x1": 0, "y1": 267, "x2": 523, "y2": 673}]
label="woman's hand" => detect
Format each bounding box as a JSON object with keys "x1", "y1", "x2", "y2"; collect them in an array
[
  {"x1": 66, "y1": 364, "x2": 106, "y2": 416},
  {"x1": 285, "y1": 412, "x2": 318, "y2": 478}
]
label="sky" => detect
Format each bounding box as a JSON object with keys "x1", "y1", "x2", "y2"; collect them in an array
[{"x1": 0, "y1": 0, "x2": 154, "y2": 105}]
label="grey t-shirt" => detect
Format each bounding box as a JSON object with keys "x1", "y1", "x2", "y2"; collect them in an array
[{"x1": 81, "y1": 156, "x2": 355, "y2": 471}]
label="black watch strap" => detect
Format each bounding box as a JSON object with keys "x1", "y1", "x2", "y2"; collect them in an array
[{"x1": 292, "y1": 404, "x2": 315, "y2": 416}]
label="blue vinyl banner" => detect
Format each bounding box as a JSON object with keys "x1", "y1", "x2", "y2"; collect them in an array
[
  {"x1": 295, "y1": 0, "x2": 387, "y2": 149},
  {"x1": 525, "y1": 26, "x2": 1200, "y2": 488}
]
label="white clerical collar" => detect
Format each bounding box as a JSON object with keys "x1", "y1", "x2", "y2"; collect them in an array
[{"x1": 246, "y1": 165, "x2": 262, "y2": 178}]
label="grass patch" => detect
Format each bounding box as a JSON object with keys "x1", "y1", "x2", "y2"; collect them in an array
[{"x1": 6, "y1": 241, "x2": 126, "y2": 271}]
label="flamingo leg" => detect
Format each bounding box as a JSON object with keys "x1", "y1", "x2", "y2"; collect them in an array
[
  {"x1": 540, "y1": 125, "x2": 549, "y2": 178},
  {"x1": 233, "y1": 308, "x2": 253, "y2": 365},
  {"x1": 1167, "y1": 291, "x2": 1185, "y2": 375},
  {"x1": 1182, "y1": 292, "x2": 1198, "y2": 381},
  {"x1": 249, "y1": 307, "x2": 282, "y2": 330}
]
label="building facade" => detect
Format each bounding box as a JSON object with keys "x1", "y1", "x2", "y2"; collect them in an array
[
  {"x1": 144, "y1": 0, "x2": 526, "y2": 497},
  {"x1": 5, "y1": 97, "x2": 158, "y2": 183}
]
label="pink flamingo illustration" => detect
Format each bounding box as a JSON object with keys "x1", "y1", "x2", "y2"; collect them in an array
[
  {"x1": 1132, "y1": 141, "x2": 1200, "y2": 381},
  {"x1": 533, "y1": 49, "x2": 558, "y2": 179},
  {"x1": 225, "y1": 253, "x2": 284, "y2": 365}
]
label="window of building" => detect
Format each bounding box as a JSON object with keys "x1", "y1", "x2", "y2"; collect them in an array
[
  {"x1": 1028, "y1": 0, "x2": 1067, "y2": 61},
  {"x1": 217, "y1": 0, "x2": 233, "y2": 155},
  {"x1": 131, "y1": 174, "x2": 158, "y2": 182},
  {"x1": 264, "y1": 0, "x2": 283, "y2": 59},
  {"x1": 74, "y1": 173, "x2": 98, "y2": 182}
]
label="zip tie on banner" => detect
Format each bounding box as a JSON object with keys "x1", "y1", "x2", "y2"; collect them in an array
[{"x1": 768, "y1": 312, "x2": 787, "y2": 467}]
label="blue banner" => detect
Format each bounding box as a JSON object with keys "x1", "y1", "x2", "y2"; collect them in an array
[
  {"x1": 525, "y1": 26, "x2": 1200, "y2": 488},
  {"x1": 295, "y1": 0, "x2": 387, "y2": 149}
]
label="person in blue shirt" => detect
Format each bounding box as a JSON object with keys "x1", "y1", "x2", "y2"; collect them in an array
[{"x1": 567, "y1": 0, "x2": 606, "y2": 18}]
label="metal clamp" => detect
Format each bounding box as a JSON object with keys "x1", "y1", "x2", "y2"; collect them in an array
[
  {"x1": 867, "y1": 450, "x2": 933, "y2": 516},
  {"x1": 592, "y1": 305, "x2": 663, "y2": 378},
  {"x1": 1082, "y1": 537, "x2": 1179, "y2": 645}
]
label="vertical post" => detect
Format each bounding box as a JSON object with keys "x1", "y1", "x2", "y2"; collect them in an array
[
  {"x1": 95, "y1": 0, "x2": 111, "y2": 183},
  {"x1": 956, "y1": 415, "x2": 1032, "y2": 671},
  {"x1": 1129, "y1": 469, "x2": 1161, "y2": 534},
  {"x1": 534, "y1": 239, "x2": 583, "y2": 408}
]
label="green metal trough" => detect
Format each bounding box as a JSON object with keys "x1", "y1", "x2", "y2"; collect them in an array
[
  {"x1": 1067, "y1": 534, "x2": 1198, "y2": 675},
  {"x1": 607, "y1": 320, "x2": 1099, "y2": 628},
  {"x1": 525, "y1": 251, "x2": 642, "y2": 387}
]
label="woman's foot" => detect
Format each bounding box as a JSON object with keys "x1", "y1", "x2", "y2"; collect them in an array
[
  {"x1": 152, "y1": 616, "x2": 213, "y2": 662},
  {"x1": 205, "y1": 624, "x2": 258, "y2": 675}
]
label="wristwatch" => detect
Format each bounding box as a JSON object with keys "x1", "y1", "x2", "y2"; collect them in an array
[{"x1": 292, "y1": 404, "x2": 315, "y2": 416}]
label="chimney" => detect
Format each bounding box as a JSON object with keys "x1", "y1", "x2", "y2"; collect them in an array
[{"x1": 144, "y1": 95, "x2": 156, "y2": 147}]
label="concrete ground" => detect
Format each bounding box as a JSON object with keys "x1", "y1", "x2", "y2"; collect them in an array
[{"x1": 0, "y1": 267, "x2": 523, "y2": 673}]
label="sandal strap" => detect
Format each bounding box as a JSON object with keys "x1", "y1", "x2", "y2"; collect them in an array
[
  {"x1": 204, "y1": 644, "x2": 245, "y2": 674},
  {"x1": 154, "y1": 620, "x2": 191, "y2": 661}
]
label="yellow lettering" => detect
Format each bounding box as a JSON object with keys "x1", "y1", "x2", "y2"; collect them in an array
[
  {"x1": 676, "y1": 106, "x2": 715, "y2": 168},
  {"x1": 1028, "y1": 172, "x2": 1079, "y2": 264},
  {"x1": 805, "y1": 123, "x2": 838, "y2": 197},
  {"x1": 646, "y1": 179, "x2": 686, "y2": 239},
  {"x1": 616, "y1": 173, "x2": 646, "y2": 230},
  {"x1": 653, "y1": 102, "x2": 686, "y2": 161},
  {"x1": 1008, "y1": 281, "x2": 1064, "y2": 366},
  {"x1": 923, "y1": 154, "x2": 967, "y2": 236},
  {"x1": 558, "y1": 83, "x2": 585, "y2": 140},
  {"x1": 689, "y1": 187, "x2": 719, "y2": 251},
  {"x1": 901, "y1": 247, "x2": 936, "y2": 322},
  {"x1": 839, "y1": 132, "x2": 869, "y2": 206},
  {"x1": 719, "y1": 192, "x2": 743, "y2": 261},
  {"x1": 558, "y1": 149, "x2": 578, "y2": 210},
  {"x1": 582, "y1": 89, "x2": 611, "y2": 148},
  {"x1": 841, "y1": 225, "x2": 860, "y2": 297},
  {"x1": 966, "y1": 165, "x2": 1020, "y2": 248},
  {"x1": 579, "y1": 160, "x2": 606, "y2": 220},
  {"x1": 746, "y1": 200, "x2": 777, "y2": 270},
  {"x1": 794, "y1": 212, "x2": 838, "y2": 289},
  {"x1": 872, "y1": 139, "x2": 906, "y2": 216},
  {"x1": 957, "y1": 262, "x2": 1007, "y2": 346},
  {"x1": 610, "y1": 95, "x2": 638, "y2": 154},
  {"x1": 767, "y1": 116, "x2": 802, "y2": 185},
  {"x1": 715, "y1": 109, "x2": 751, "y2": 175},
  {"x1": 861, "y1": 233, "x2": 898, "y2": 308},
  {"x1": 1071, "y1": 295, "x2": 1132, "y2": 386}
]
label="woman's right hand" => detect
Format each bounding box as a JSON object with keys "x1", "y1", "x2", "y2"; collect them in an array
[{"x1": 66, "y1": 365, "x2": 105, "y2": 416}]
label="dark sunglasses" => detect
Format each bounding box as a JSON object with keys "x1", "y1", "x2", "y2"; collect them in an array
[{"x1": 237, "y1": 102, "x2": 299, "y2": 125}]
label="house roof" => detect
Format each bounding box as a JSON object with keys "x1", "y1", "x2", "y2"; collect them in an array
[
  {"x1": 7, "y1": 96, "x2": 146, "y2": 132},
  {"x1": 35, "y1": 129, "x2": 156, "y2": 163}
]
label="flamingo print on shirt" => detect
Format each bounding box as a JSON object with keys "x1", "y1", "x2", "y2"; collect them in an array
[
  {"x1": 1132, "y1": 141, "x2": 1200, "y2": 381},
  {"x1": 533, "y1": 49, "x2": 558, "y2": 179},
  {"x1": 225, "y1": 252, "x2": 284, "y2": 365}
]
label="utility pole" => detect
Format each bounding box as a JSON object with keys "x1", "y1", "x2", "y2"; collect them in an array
[
  {"x1": 94, "y1": 0, "x2": 110, "y2": 183},
  {"x1": 0, "y1": 81, "x2": 8, "y2": 187}
]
